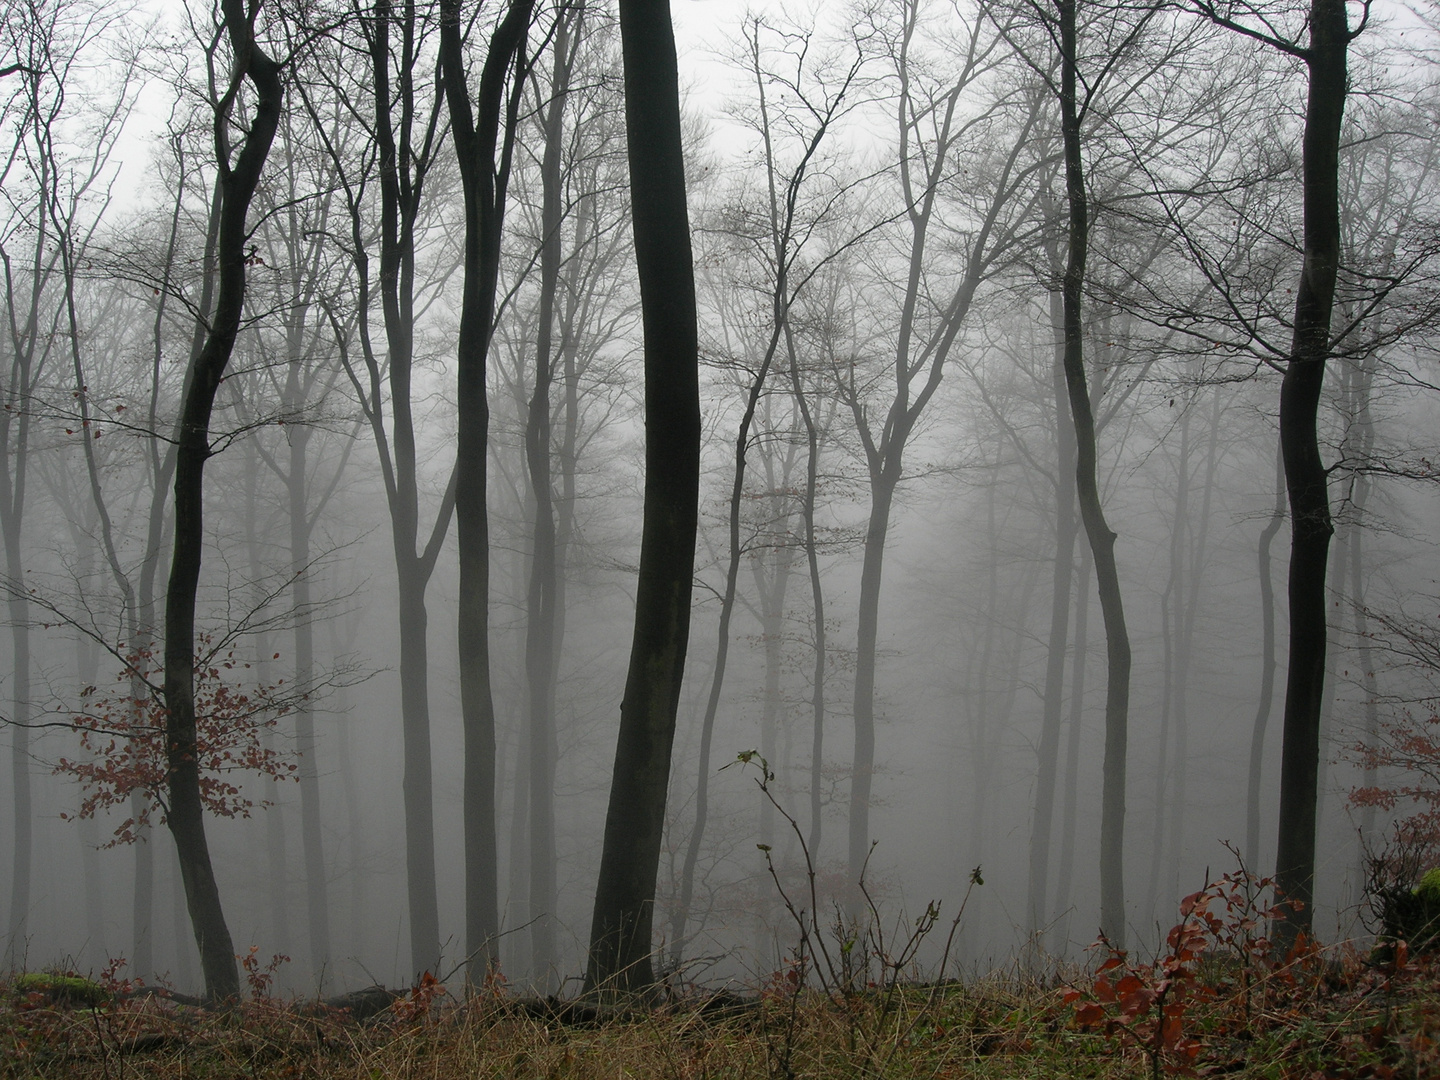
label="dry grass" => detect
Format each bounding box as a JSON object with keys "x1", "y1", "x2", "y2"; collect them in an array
[{"x1": 2, "y1": 952, "x2": 1437, "y2": 1080}]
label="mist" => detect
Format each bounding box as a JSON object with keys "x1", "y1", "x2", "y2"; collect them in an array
[{"x1": 2, "y1": 0, "x2": 1438, "y2": 1000}]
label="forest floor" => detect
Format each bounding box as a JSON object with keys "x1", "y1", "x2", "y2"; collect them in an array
[{"x1": 2, "y1": 936, "x2": 1438, "y2": 1080}]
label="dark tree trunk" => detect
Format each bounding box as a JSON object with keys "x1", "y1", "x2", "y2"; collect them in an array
[
  {"x1": 584, "y1": 0, "x2": 699, "y2": 998},
  {"x1": 162, "y1": 0, "x2": 282, "y2": 1001},
  {"x1": 1057, "y1": 0, "x2": 1131, "y2": 948},
  {"x1": 1348, "y1": 373, "x2": 1377, "y2": 849},
  {"x1": 1273, "y1": 0, "x2": 1348, "y2": 945},
  {"x1": 441, "y1": 0, "x2": 535, "y2": 983},
  {"x1": 848, "y1": 473, "x2": 896, "y2": 889}
]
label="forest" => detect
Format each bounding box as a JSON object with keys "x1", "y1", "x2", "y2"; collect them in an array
[{"x1": 3, "y1": 0, "x2": 1440, "y2": 1055}]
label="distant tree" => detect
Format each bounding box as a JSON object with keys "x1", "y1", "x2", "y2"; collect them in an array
[
  {"x1": 670, "y1": 8, "x2": 872, "y2": 964},
  {"x1": 0, "y1": 0, "x2": 138, "y2": 964},
  {"x1": 298, "y1": 0, "x2": 457, "y2": 979},
  {"x1": 836, "y1": 0, "x2": 1043, "y2": 894}
]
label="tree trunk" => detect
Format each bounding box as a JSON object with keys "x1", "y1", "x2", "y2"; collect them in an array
[
  {"x1": 1058, "y1": 0, "x2": 1131, "y2": 948},
  {"x1": 786, "y1": 323, "x2": 827, "y2": 862},
  {"x1": 288, "y1": 421, "x2": 331, "y2": 982},
  {"x1": 396, "y1": 561, "x2": 440, "y2": 976},
  {"x1": 360, "y1": 0, "x2": 454, "y2": 981},
  {"x1": 1246, "y1": 443, "x2": 1286, "y2": 870},
  {"x1": 671, "y1": 322, "x2": 782, "y2": 963},
  {"x1": 131, "y1": 791, "x2": 154, "y2": 979},
  {"x1": 442, "y1": 0, "x2": 535, "y2": 984},
  {"x1": 1028, "y1": 285, "x2": 1078, "y2": 940},
  {"x1": 849, "y1": 474, "x2": 897, "y2": 892},
  {"x1": 1273, "y1": 0, "x2": 1348, "y2": 945},
  {"x1": 4, "y1": 547, "x2": 30, "y2": 962},
  {"x1": 1165, "y1": 388, "x2": 1222, "y2": 906},
  {"x1": 584, "y1": 0, "x2": 699, "y2": 998},
  {"x1": 163, "y1": 1, "x2": 282, "y2": 1000},
  {"x1": 524, "y1": 10, "x2": 576, "y2": 989},
  {"x1": 1053, "y1": 545, "x2": 1091, "y2": 954}
]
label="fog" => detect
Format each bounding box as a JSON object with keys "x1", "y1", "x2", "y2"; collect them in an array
[{"x1": 2, "y1": 0, "x2": 1438, "y2": 998}]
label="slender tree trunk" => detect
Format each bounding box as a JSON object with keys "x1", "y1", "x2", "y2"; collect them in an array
[
  {"x1": 671, "y1": 325, "x2": 782, "y2": 962},
  {"x1": 1028, "y1": 286, "x2": 1077, "y2": 940},
  {"x1": 441, "y1": 0, "x2": 535, "y2": 982},
  {"x1": 162, "y1": 0, "x2": 282, "y2": 1000},
  {"x1": 72, "y1": 604, "x2": 107, "y2": 962},
  {"x1": 849, "y1": 474, "x2": 897, "y2": 891},
  {"x1": 524, "y1": 11, "x2": 575, "y2": 988},
  {"x1": 1246, "y1": 443, "x2": 1285, "y2": 869},
  {"x1": 395, "y1": 560, "x2": 440, "y2": 976},
  {"x1": 1273, "y1": 0, "x2": 1348, "y2": 945},
  {"x1": 1166, "y1": 389, "x2": 1222, "y2": 903},
  {"x1": 4, "y1": 538, "x2": 30, "y2": 961},
  {"x1": 1349, "y1": 396, "x2": 1377, "y2": 849},
  {"x1": 1053, "y1": 545, "x2": 1091, "y2": 953},
  {"x1": 360, "y1": 1, "x2": 453, "y2": 980},
  {"x1": 585, "y1": 0, "x2": 699, "y2": 997},
  {"x1": 1146, "y1": 574, "x2": 1174, "y2": 938},
  {"x1": 758, "y1": 539, "x2": 796, "y2": 847},
  {"x1": 788, "y1": 329, "x2": 827, "y2": 862},
  {"x1": 1058, "y1": 0, "x2": 1131, "y2": 947},
  {"x1": 287, "y1": 426, "x2": 331, "y2": 981},
  {"x1": 131, "y1": 790, "x2": 154, "y2": 979}
]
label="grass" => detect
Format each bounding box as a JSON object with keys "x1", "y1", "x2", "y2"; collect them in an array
[{"x1": 2, "y1": 945, "x2": 1437, "y2": 1080}]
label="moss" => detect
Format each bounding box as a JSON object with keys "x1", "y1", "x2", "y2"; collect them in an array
[
  {"x1": 1415, "y1": 866, "x2": 1440, "y2": 902},
  {"x1": 13, "y1": 972, "x2": 111, "y2": 1007}
]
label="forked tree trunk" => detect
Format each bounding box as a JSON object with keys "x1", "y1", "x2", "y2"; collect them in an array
[
  {"x1": 163, "y1": 0, "x2": 282, "y2": 1001},
  {"x1": 441, "y1": 0, "x2": 535, "y2": 982}
]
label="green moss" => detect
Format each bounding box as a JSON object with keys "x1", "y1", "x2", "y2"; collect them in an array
[
  {"x1": 13, "y1": 972, "x2": 111, "y2": 1006},
  {"x1": 1415, "y1": 866, "x2": 1440, "y2": 902}
]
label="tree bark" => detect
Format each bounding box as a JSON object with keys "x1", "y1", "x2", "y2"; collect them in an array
[
  {"x1": 163, "y1": 0, "x2": 282, "y2": 1001},
  {"x1": 441, "y1": 0, "x2": 535, "y2": 983},
  {"x1": 1057, "y1": 0, "x2": 1131, "y2": 948},
  {"x1": 1272, "y1": 0, "x2": 1348, "y2": 945},
  {"x1": 357, "y1": 0, "x2": 453, "y2": 980},
  {"x1": 584, "y1": 0, "x2": 699, "y2": 998}
]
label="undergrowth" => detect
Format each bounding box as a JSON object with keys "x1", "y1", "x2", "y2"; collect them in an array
[
  {"x1": 1, "y1": 941, "x2": 1437, "y2": 1080},
  {"x1": 9, "y1": 760, "x2": 1439, "y2": 1079}
]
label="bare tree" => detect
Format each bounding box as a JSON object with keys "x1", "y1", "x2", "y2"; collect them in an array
[
  {"x1": 440, "y1": 0, "x2": 535, "y2": 981},
  {"x1": 1190, "y1": 0, "x2": 1366, "y2": 944},
  {"x1": 835, "y1": 0, "x2": 1041, "y2": 893},
  {"x1": 584, "y1": 0, "x2": 699, "y2": 998},
  {"x1": 162, "y1": 0, "x2": 282, "y2": 1000},
  {"x1": 0, "y1": 0, "x2": 138, "y2": 963}
]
